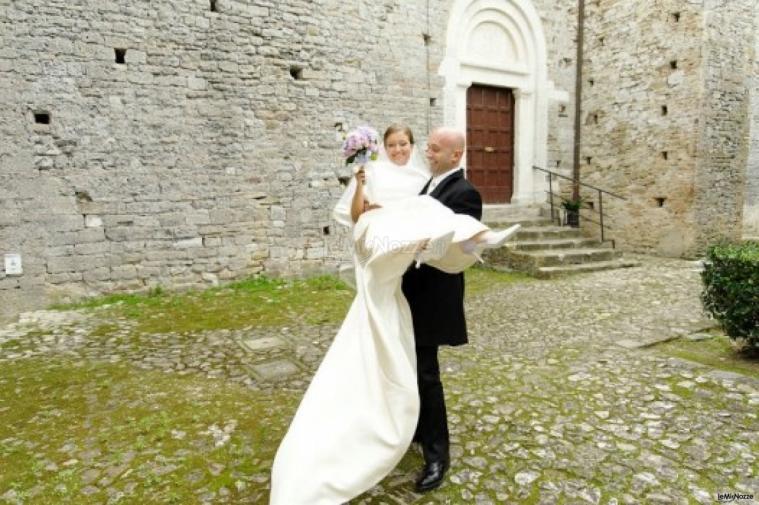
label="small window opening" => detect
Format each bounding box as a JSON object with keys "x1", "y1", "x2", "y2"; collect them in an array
[
  {"x1": 322, "y1": 226, "x2": 330, "y2": 236},
  {"x1": 586, "y1": 157, "x2": 592, "y2": 165},
  {"x1": 422, "y1": 33, "x2": 431, "y2": 46},
  {"x1": 429, "y1": 97, "x2": 437, "y2": 107},
  {"x1": 662, "y1": 151, "x2": 669, "y2": 160},
  {"x1": 661, "y1": 105, "x2": 668, "y2": 116},
  {"x1": 599, "y1": 36, "x2": 605, "y2": 46},
  {"x1": 670, "y1": 60, "x2": 678, "y2": 70},
  {"x1": 210, "y1": 0, "x2": 218, "y2": 12},
  {"x1": 289, "y1": 66, "x2": 303, "y2": 80},
  {"x1": 588, "y1": 79, "x2": 594, "y2": 86},
  {"x1": 115, "y1": 48, "x2": 126, "y2": 64},
  {"x1": 655, "y1": 197, "x2": 666, "y2": 207},
  {"x1": 34, "y1": 112, "x2": 51, "y2": 124},
  {"x1": 670, "y1": 12, "x2": 680, "y2": 23}
]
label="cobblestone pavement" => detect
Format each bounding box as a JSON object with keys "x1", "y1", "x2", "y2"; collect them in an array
[{"x1": 1, "y1": 255, "x2": 757, "y2": 504}]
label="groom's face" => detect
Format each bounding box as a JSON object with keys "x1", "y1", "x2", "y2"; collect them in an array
[{"x1": 425, "y1": 132, "x2": 463, "y2": 175}]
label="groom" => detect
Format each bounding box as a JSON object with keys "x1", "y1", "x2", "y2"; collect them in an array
[{"x1": 401, "y1": 127, "x2": 482, "y2": 492}]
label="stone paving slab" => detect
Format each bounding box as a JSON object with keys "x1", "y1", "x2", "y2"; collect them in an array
[
  {"x1": 240, "y1": 336, "x2": 286, "y2": 352},
  {"x1": 249, "y1": 359, "x2": 301, "y2": 381}
]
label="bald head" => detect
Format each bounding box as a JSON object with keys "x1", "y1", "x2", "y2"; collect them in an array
[
  {"x1": 431, "y1": 127, "x2": 466, "y2": 151},
  {"x1": 426, "y1": 127, "x2": 466, "y2": 175}
]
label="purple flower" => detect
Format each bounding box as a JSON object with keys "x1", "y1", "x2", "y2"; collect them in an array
[{"x1": 341, "y1": 126, "x2": 379, "y2": 166}]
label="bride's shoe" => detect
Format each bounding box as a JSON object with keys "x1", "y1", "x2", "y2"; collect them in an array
[
  {"x1": 458, "y1": 239, "x2": 485, "y2": 264},
  {"x1": 458, "y1": 224, "x2": 522, "y2": 263},
  {"x1": 480, "y1": 224, "x2": 521, "y2": 248},
  {"x1": 414, "y1": 231, "x2": 455, "y2": 268}
]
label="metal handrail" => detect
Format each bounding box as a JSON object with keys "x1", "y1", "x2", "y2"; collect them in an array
[
  {"x1": 534, "y1": 166, "x2": 626, "y2": 199},
  {"x1": 533, "y1": 166, "x2": 626, "y2": 245}
]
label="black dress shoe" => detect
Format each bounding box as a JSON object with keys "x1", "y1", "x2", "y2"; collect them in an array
[{"x1": 415, "y1": 460, "x2": 449, "y2": 492}]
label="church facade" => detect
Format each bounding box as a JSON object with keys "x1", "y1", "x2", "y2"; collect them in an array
[{"x1": 0, "y1": 0, "x2": 756, "y2": 318}]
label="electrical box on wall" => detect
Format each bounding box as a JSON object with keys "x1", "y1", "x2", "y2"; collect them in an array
[{"x1": 4, "y1": 254, "x2": 22, "y2": 276}]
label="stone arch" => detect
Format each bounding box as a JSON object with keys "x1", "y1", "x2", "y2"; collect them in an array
[{"x1": 440, "y1": 0, "x2": 552, "y2": 204}]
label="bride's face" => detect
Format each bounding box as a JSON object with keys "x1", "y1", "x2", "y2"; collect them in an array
[{"x1": 384, "y1": 132, "x2": 412, "y2": 166}]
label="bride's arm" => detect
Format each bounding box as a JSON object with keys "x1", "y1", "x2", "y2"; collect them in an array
[{"x1": 350, "y1": 166, "x2": 367, "y2": 223}]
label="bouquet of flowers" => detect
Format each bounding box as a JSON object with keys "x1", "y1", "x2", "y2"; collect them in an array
[{"x1": 341, "y1": 126, "x2": 380, "y2": 168}]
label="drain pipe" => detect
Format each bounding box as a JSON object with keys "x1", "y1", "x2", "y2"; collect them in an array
[{"x1": 572, "y1": 0, "x2": 586, "y2": 201}]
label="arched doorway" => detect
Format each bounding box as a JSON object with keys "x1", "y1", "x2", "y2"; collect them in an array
[{"x1": 440, "y1": 0, "x2": 551, "y2": 205}]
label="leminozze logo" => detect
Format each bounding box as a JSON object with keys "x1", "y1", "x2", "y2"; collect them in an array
[{"x1": 717, "y1": 492, "x2": 754, "y2": 503}]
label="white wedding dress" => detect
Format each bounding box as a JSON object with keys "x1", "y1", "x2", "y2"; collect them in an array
[{"x1": 269, "y1": 156, "x2": 487, "y2": 505}]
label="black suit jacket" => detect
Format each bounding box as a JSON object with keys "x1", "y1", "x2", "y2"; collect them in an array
[{"x1": 401, "y1": 169, "x2": 483, "y2": 347}]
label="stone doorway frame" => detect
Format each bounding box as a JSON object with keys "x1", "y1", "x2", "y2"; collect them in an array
[{"x1": 440, "y1": 0, "x2": 556, "y2": 205}]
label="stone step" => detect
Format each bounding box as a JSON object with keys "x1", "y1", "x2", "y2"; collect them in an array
[
  {"x1": 505, "y1": 247, "x2": 622, "y2": 269},
  {"x1": 476, "y1": 210, "x2": 636, "y2": 278},
  {"x1": 515, "y1": 226, "x2": 584, "y2": 241},
  {"x1": 534, "y1": 258, "x2": 642, "y2": 278},
  {"x1": 481, "y1": 204, "x2": 543, "y2": 223},
  {"x1": 513, "y1": 238, "x2": 609, "y2": 251},
  {"x1": 484, "y1": 217, "x2": 555, "y2": 229}
]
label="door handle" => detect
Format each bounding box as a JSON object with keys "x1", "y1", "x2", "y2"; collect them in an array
[{"x1": 484, "y1": 146, "x2": 495, "y2": 153}]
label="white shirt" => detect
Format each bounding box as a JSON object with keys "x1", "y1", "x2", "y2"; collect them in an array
[{"x1": 426, "y1": 167, "x2": 462, "y2": 195}]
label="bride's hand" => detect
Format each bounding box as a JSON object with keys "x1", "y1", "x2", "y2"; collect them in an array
[
  {"x1": 365, "y1": 203, "x2": 382, "y2": 212},
  {"x1": 354, "y1": 166, "x2": 366, "y2": 185}
]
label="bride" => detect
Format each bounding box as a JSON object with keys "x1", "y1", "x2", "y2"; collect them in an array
[{"x1": 269, "y1": 125, "x2": 517, "y2": 504}]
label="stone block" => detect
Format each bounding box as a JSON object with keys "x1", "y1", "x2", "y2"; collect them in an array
[
  {"x1": 110, "y1": 265, "x2": 138, "y2": 281},
  {"x1": 171, "y1": 226, "x2": 199, "y2": 239},
  {"x1": 175, "y1": 237, "x2": 202, "y2": 249},
  {"x1": 74, "y1": 242, "x2": 110, "y2": 255},
  {"x1": 83, "y1": 267, "x2": 111, "y2": 283},
  {"x1": 125, "y1": 50, "x2": 147, "y2": 65},
  {"x1": 305, "y1": 247, "x2": 325, "y2": 259},
  {"x1": 240, "y1": 336, "x2": 285, "y2": 352},
  {"x1": 84, "y1": 215, "x2": 103, "y2": 228},
  {"x1": 37, "y1": 214, "x2": 83, "y2": 232},
  {"x1": 46, "y1": 256, "x2": 83, "y2": 274},
  {"x1": 47, "y1": 272, "x2": 83, "y2": 284},
  {"x1": 188, "y1": 76, "x2": 207, "y2": 90},
  {"x1": 250, "y1": 359, "x2": 299, "y2": 380}
]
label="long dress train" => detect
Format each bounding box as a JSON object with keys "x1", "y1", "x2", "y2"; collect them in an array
[{"x1": 270, "y1": 162, "x2": 487, "y2": 504}]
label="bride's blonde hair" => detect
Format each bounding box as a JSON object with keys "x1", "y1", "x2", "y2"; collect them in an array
[{"x1": 383, "y1": 124, "x2": 415, "y2": 146}]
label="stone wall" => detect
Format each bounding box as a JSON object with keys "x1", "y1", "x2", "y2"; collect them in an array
[
  {"x1": 745, "y1": 1, "x2": 759, "y2": 237},
  {"x1": 0, "y1": 0, "x2": 581, "y2": 320},
  {"x1": 581, "y1": 0, "x2": 705, "y2": 256},
  {"x1": 581, "y1": 0, "x2": 753, "y2": 256},
  {"x1": 0, "y1": 0, "x2": 445, "y2": 319},
  {"x1": 693, "y1": 0, "x2": 754, "y2": 250},
  {"x1": 539, "y1": 0, "x2": 580, "y2": 176}
]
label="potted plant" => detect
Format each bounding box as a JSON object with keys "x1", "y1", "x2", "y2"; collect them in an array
[{"x1": 560, "y1": 196, "x2": 585, "y2": 227}]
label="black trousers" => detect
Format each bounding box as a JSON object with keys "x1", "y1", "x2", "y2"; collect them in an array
[{"x1": 414, "y1": 345, "x2": 449, "y2": 464}]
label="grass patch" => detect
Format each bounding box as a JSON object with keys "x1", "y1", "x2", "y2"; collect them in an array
[
  {"x1": 465, "y1": 266, "x2": 533, "y2": 296},
  {"x1": 47, "y1": 270, "x2": 530, "y2": 335},
  {"x1": 654, "y1": 334, "x2": 759, "y2": 379},
  {"x1": 51, "y1": 275, "x2": 354, "y2": 334},
  {"x1": 0, "y1": 357, "x2": 300, "y2": 503}
]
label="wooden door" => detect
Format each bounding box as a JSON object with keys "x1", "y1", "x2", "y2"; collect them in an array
[{"x1": 466, "y1": 84, "x2": 515, "y2": 203}]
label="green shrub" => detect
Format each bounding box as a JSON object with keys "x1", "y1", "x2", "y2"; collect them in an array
[{"x1": 701, "y1": 241, "x2": 759, "y2": 349}]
